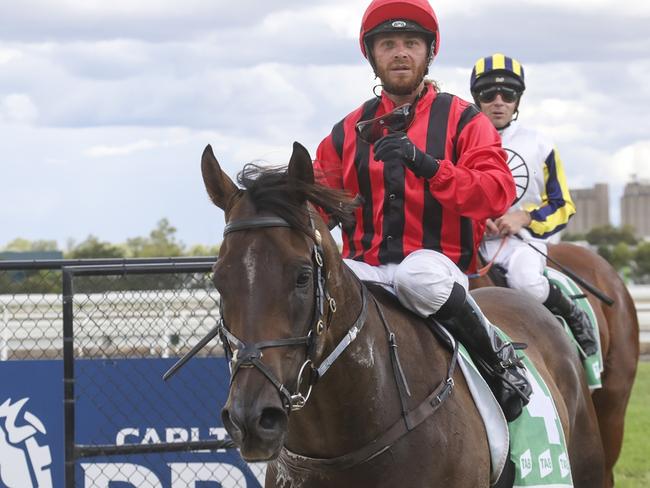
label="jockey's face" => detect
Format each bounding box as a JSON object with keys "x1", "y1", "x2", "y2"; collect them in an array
[
  {"x1": 371, "y1": 32, "x2": 428, "y2": 97},
  {"x1": 479, "y1": 91, "x2": 519, "y2": 130}
]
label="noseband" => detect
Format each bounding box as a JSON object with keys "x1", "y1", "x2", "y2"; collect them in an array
[{"x1": 164, "y1": 214, "x2": 369, "y2": 412}]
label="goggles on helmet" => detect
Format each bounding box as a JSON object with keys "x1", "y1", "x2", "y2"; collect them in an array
[{"x1": 365, "y1": 19, "x2": 433, "y2": 43}]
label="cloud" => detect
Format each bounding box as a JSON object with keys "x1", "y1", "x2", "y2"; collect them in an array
[
  {"x1": 0, "y1": 0, "x2": 307, "y2": 42},
  {"x1": 0, "y1": 94, "x2": 39, "y2": 124},
  {"x1": 524, "y1": 0, "x2": 650, "y2": 16},
  {"x1": 438, "y1": 2, "x2": 650, "y2": 67},
  {"x1": 0, "y1": 47, "x2": 22, "y2": 64},
  {"x1": 611, "y1": 140, "x2": 650, "y2": 184},
  {"x1": 1, "y1": 1, "x2": 649, "y2": 248},
  {"x1": 0, "y1": 0, "x2": 369, "y2": 49},
  {"x1": 85, "y1": 139, "x2": 158, "y2": 157}
]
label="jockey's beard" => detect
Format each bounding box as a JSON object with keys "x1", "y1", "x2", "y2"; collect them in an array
[{"x1": 378, "y1": 63, "x2": 428, "y2": 96}]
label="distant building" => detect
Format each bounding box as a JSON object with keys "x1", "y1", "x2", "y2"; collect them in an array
[
  {"x1": 621, "y1": 180, "x2": 650, "y2": 239},
  {"x1": 565, "y1": 183, "x2": 610, "y2": 235}
]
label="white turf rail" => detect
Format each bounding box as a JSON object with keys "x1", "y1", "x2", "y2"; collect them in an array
[
  {"x1": 1, "y1": 286, "x2": 649, "y2": 360},
  {"x1": 0, "y1": 289, "x2": 221, "y2": 359}
]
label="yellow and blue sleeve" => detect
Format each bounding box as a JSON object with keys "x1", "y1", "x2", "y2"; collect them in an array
[{"x1": 525, "y1": 148, "x2": 576, "y2": 238}]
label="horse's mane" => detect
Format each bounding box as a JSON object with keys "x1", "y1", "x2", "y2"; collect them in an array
[{"x1": 237, "y1": 163, "x2": 358, "y2": 237}]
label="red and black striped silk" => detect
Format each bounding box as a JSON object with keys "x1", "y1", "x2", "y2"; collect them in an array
[{"x1": 315, "y1": 88, "x2": 514, "y2": 273}]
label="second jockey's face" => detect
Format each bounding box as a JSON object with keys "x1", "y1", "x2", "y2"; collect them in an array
[
  {"x1": 480, "y1": 93, "x2": 518, "y2": 130},
  {"x1": 372, "y1": 32, "x2": 428, "y2": 97}
]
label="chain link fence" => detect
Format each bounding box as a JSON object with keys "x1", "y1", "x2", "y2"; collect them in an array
[{"x1": 0, "y1": 258, "x2": 266, "y2": 488}]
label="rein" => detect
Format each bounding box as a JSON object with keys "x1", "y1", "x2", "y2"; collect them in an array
[{"x1": 468, "y1": 235, "x2": 509, "y2": 279}]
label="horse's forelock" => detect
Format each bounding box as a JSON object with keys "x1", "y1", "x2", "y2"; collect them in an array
[{"x1": 237, "y1": 163, "x2": 358, "y2": 234}]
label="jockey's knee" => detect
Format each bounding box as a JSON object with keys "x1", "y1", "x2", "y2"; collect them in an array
[
  {"x1": 507, "y1": 270, "x2": 549, "y2": 302},
  {"x1": 505, "y1": 248, "x2": 549, "y2": 302},
  {"x1": 393, "y1": 250, "x2": 468, "y2": 317}
]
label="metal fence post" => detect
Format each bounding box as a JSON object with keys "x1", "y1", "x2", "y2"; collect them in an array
[{"x1": 63, "y1": 268, "x2": 76, "y2": 488}]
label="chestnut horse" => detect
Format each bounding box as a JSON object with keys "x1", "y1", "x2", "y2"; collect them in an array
[
  {"x1": 471, "y1": 242, "x2": 639, "y2": 487},
  {"x1": 201, "y1": 142, "x2": 604, "y2": 487}
]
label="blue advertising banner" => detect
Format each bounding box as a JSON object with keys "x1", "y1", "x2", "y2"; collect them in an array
[
  {"x1": 0, "y1": 360, "x2": 64, "y2": 488},
  {"x1": 0, "y1": 358, "x2": 265, "y2": 488}
]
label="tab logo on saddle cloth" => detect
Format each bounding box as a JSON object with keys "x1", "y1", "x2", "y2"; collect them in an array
[
  {"x1": 508, "y1": 355, "x2": 573, "y2": 487},
  {"x1": 457, "y1": 339, "x2": 574, "y2": 488}
]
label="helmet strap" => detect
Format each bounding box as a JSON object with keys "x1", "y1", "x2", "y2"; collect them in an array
[
  {"x1": 498, "y1": 105, "x2": 520, "y2": 131},
  {"x1": 513, "y1": 94, "x2": 522, "y2": 119}
]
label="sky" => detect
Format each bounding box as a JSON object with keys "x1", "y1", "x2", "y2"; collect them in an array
[{"x1": 1, "y1": 0, "x2": 649, "y2": 250}]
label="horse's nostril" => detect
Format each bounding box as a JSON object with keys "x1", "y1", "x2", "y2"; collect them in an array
[
  {"x1": 259, "y1": 407, "x2": 287, "y2": 431},
  {"x1": 222, "y1": 408, "x2": 243, "y2": 442}
]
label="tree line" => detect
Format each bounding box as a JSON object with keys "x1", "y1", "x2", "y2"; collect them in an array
[
  {"x1": 0, "y1": 219, "x2": 219, "y2": 294},
  {"x1": 563, "y1": 225, "x2": 650, "y2": 283},
  {"x1": 3, "y1": 221, "x2": 650, "y2": 291},
  {"x1": 1, "y1": 219, "x2": 219, "y2": 259}
]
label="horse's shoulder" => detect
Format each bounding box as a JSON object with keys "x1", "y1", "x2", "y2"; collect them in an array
[
  {"x1": 364, "y1": 281, "x2": 398, "y2": 304},
  {"x1": 364, "y1": 282, "x2": 419, "y2": 318}
]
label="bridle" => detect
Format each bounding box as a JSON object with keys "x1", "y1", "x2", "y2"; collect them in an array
[
  {"x1": 164, "y1": 213, "x2": 369, "y2": 413},
  {"x1": 164, "y1": 211, "x2": 459, "y2": 471}
]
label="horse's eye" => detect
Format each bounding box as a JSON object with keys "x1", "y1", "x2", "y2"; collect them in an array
[{"x1": 296, "y1": 270, "x2": 312, "y2": 287}]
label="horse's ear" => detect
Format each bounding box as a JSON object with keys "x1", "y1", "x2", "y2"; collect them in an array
[
  {"x1": 288, "y1": 141, "x2": 314, "y2": 185},
  {"x1": 201, "y1": 144, "x2": 238, "y2": 210}
]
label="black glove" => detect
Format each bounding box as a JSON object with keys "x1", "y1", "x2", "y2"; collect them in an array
[{"x1": 373, "y1": 132, "x2": 440, "y2": 178}]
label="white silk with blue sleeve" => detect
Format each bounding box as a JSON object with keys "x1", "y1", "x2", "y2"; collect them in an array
[{"x1": 479, "y1": 120, "x2": 576, "y2": 302}]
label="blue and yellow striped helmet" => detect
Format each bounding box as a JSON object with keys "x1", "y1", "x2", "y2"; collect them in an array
[{"x1": 470, "y1": 53, "x2": 525, "y2": 94}]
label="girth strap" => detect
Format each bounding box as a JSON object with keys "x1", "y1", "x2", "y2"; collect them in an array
[{"x1": 373, "y1": 296, "x2": 413, "y2": 428}]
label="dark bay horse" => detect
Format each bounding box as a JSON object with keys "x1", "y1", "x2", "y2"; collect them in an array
[
  {"x1": 201, "y1": 142, "x2": 604, "y2": 487},
  {"x1": 549, "y1": 243, "x2": 639, "y2": 487},
  {"x1": 471, "y1": 242, "x2": 639, "y2": 487}
]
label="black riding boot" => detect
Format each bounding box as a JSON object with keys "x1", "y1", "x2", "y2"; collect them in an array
[
  {"x1": 438, "y1": 293, "x2": 532, "y2": 422},
  {"x1": 544, "y1": 282, "x2": 598, "y2": 356}
]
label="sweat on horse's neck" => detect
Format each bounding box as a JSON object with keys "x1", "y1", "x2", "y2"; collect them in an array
[{"x1": 283, "y1": 271, "x2": 396, "y2": 458}]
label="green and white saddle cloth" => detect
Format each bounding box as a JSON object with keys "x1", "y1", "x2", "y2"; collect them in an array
[
  {"x1": 450, "y1": 329, "x2": 575, "y2": 487},
  {"x1": 545, "y1": 268, "x2": 603, "y2": 390}
]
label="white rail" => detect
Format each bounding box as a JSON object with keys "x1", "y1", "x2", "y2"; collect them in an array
[
  {"x1": 0, "y1": 289, "x2": 221, "y2": 359},
  {"x1": 1, "y1": 285, "x2": 649, "y2": 360}
]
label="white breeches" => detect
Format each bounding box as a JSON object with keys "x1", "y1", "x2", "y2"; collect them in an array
[
  {"x1": 480, "y1": 236, "x2": 549, "y2": 302},
  {"x1": 343, "y1": 249, "x2": 469, "y2": 318}
]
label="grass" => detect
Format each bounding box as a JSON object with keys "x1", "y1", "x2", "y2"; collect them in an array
[{"x1": 614, "y1": 361, "x2": 650, "y2": 487}]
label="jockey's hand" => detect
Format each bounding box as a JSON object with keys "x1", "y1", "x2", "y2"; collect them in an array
[
  {"x1": 373, "y1": 132, "x2": 439, "y2": 178},
  {"x1": 495, "y1": 210, "x2": 532, "y2": 235},
  {"x1": 485, "y1": 218, "x2": 500, "y2": 237}
]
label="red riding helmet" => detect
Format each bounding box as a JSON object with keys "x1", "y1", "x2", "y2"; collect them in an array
[{"x1": 359, "y1": 0, "x2": 440, "y2": 60}]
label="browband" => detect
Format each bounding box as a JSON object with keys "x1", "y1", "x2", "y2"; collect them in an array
[{"x1": 223, "y1": 217, "x2": 291, "y2": 236}]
